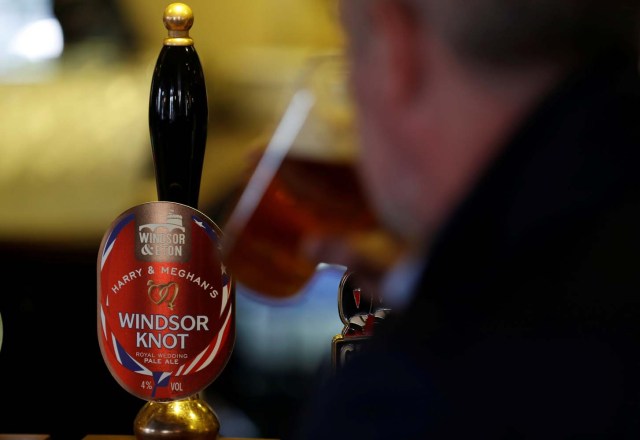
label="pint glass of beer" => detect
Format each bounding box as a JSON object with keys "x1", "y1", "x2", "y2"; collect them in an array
[{"x1": 222, "y1": 53, "x2": 383, "y2": 299}]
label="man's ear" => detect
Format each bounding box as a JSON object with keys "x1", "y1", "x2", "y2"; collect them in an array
[{"x1": 370, "y1": 0, "x2": 424, "y2": 105}]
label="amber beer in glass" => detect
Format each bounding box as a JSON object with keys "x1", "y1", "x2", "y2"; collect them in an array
[{"x1": 222, "y1": 53, "x2": 380, "y2": 299}]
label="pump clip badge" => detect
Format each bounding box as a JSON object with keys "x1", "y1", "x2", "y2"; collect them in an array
[
  {"x1": 331, "y1": 271, "x2": 391, "y2": 372},
  {"x1": 97, "y1": 201, "x2": 235, "y2": 401}
]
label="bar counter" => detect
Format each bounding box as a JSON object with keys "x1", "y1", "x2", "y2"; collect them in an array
[
  {"x1": 0, "y1": 435, "x2": 277, "y2": 440},
  {"x1": 82, "y1": 436, "x2": 277, "y2": 440}
]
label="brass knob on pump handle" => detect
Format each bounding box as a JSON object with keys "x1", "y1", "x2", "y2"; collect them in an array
[{"x1": 149, "y1": 2, "x2": 208, "y2": 208}]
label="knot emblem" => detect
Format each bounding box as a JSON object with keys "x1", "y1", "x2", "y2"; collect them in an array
[{"x1": 147, "y1": 280, "x2": 179, "y2": 309}]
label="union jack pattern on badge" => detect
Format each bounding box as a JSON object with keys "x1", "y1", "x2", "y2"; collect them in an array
[{"x1": 97, "y1": 201, "x2": 235, "y2": 401}]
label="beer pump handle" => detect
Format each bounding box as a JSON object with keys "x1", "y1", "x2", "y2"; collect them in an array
[{"x1": 149, "y1": 3, "x2": 208, "y2": 209}]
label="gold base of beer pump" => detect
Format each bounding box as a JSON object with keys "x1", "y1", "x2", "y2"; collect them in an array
[{"x1": 133, "y1": 394, "x2": 220, "y2": 440}]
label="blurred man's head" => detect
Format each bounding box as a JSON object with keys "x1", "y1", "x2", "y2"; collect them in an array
[{"x1": 340, "y1": 0, "x2": 640, "y2": 251}]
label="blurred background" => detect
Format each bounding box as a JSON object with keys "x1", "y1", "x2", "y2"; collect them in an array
[{"x1": 0, "y1": 0, "x2": 349, "y2": 438}]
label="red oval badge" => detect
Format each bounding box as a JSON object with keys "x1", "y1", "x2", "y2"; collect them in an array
[{"x1": 97, "y1": 202, "x2": 235, "y2": 401}]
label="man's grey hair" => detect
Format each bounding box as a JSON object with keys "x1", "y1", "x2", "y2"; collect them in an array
[{"x1": 414, "y1": 0, "x2": 640, "y2": 68}]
